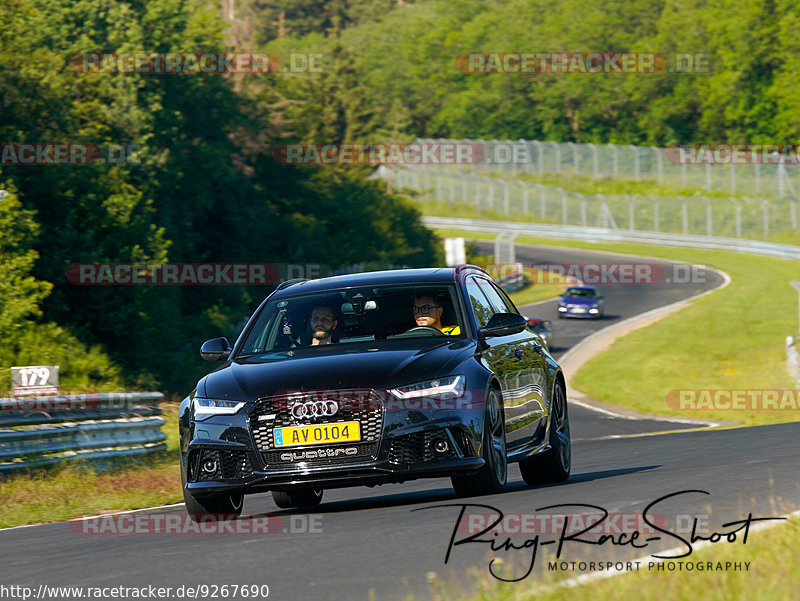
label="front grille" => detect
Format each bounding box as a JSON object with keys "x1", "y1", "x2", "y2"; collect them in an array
[
  {"x1": 388, "y1": 430, "x2": 455, "y2": 464},
  {"x1": 249, "y1": 390, "x2": 384, "y2": 468},
  {"x1": 194, "y1": 449, "x2": 253, "y2": 481}
]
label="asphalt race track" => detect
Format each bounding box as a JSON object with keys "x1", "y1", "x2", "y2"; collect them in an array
[{"x1": 3, "y1": 244, "x2": 798, "y2": 601}]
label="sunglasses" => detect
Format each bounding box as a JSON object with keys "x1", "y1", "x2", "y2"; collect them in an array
[{"x1": 412, "y1": 304, "x2": 441, "y2": 315}]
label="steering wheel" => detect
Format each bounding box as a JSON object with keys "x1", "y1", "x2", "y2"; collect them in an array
[{"x1": 401, "y1": 326, "x2": 446, "y2": 337}]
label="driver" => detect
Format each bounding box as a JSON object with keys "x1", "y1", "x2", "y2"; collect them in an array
[
  {"x1": 297, "y1": 304, "x2": 338, "y2": 345},
  {"x1": 412, "y1": 294, "x2": 460, "y2": 335}
]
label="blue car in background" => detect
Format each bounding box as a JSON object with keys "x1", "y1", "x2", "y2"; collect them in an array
[{"x1": 557, "y1": 285, "x2": 604, "y2": 318}]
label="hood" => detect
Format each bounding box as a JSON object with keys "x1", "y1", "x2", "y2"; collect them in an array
[
  {"x1": 198, "y1": 339, "x2": 477, "y2": 401},
  {"x1": 560, "y1": 296, "x2": 599, "y2": 306}
]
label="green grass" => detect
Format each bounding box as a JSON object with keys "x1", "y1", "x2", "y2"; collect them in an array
[
  {"x1": 483, "y1": 170, "x2": 742, "y2": 199},
  {"x1": 434, "y1": 227, "x2": 799, "y2": 428},
  {"x1": 420, "y1": 516, "x2": 800, "y2": 601},
  {"x1": 0, "y1": 402, "x2": 183, "y2": 528}
]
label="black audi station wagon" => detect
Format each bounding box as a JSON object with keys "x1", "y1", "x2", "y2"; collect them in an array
[{"x1": 179, "y1": 266, "x2": 570, "y2": 518}]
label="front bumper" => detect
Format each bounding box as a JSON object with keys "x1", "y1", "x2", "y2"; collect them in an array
[{"x1": 182, "y1": 390, "x2": 485, "y2": 496}]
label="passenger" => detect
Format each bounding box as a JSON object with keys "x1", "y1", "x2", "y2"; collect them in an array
[{"x1": 412, "y1": 294, "x2": 460, "y2": 335}]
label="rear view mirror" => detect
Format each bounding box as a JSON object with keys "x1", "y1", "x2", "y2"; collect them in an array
[{"x1": 479, "y1": 313, "x2": 527, "y2": 338}]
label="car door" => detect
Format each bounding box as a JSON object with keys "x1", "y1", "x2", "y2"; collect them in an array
[{"x1": 466, "y1": 276, "x2": 548, "y2": 452}]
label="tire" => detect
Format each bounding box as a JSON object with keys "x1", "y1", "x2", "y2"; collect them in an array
[
  {"x1": 451, "y1": 387, "x2": 507, "y2": 497},
  {"x1": 181, "y1": 462, "x2": 244, "y2": 522},
  {"x1": 271, "y1": 488, "x2": 323, "y2": 509},
  {"x1": 519, "y1": 379, "x2": 571, "y2": 485}
]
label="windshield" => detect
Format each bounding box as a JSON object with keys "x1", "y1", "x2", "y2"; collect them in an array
[
  {"x1": 565, "y1": 287, "x2": 597, "y2": 298},
  {"x1": 236, "y1": 283, "x2": 464, "y2": 358}
]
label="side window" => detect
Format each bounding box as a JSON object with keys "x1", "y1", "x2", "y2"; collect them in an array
[
  {"x1": 466, "y1": 277, "x2": 495, "y2": 327},
  {"x1": 475, "y1": 277, "x2": 515, "y2": 315}
]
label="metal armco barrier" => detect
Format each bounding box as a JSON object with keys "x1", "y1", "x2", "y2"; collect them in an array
[
  {"x1": 421, "y1": 216, "x2": 800, "y2": 261},
  {"x1": 0, "y1": 392, "x2": 166, "y2": 472}
]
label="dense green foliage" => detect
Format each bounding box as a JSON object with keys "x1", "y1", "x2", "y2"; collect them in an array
[
  {"x1": 262, "y1": 0, "x2": 800, "y2": 145},
  {"x1": 0, "y1": 0, "x2": 438, "y2": 393}
]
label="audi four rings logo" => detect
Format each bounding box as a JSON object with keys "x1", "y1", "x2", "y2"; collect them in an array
[{"x1": 290, "y1": 400, "x2": 339, "y2": 419}]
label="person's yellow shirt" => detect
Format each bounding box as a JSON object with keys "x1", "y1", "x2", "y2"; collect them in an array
[{"x1": 441, "y1": 325, "x2": 461, "y2": 335}]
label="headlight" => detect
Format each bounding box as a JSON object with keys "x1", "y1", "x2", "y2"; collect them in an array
[
  {"x1": 389, "y1": 375, "x2": 465, "y2": 399},
  {"x1": 558, "y1": 306, "x2": 567, "y2": 312},
  {"x1": 589, "y1": 308, "x2": 599, "y2": 314},
  {"x1": 193, "y1": 398, "x2": 246, "y2": 420}
]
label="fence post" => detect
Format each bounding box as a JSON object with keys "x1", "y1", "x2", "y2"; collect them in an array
[
  {"x1": 609, "y1": 144, "x2": 619, "y2": 178},
  {"x1": 682, "y1": 199, "x2": 688, "y2": 234},
  {"x1": 532, "y1": 141, "x2": 544, "y2": 175},
  {"x1": 630, "y1": 145, "x2": 640, "y2": 181},
  {"x1": 703, "y1": 196, "x2": 713, "y2": 236},
  {"x1": 730, "y1": 198, "x2": 742, "y2": 237},
  {"x1": 755, "y1": 163, "x2": 760, "y2": 195},
  {"x1": 520, "y1": 183, "x2": 529, "y2": 215},
  {"x1": 568, "y1": 142, "x2": 579, "y2": 173},
  {"x1": 560, "y1": 188, "x2": 568, "y2": 224},
  {"x1": 551, "y1": 142, "x2": 562, "y2": 173},
  {"x1": 588, "y1": 143, "x2": 599, "y2": 177},
  {"x1": 652, "y1": 147, "x2": 663, "y2": 185},
  {"x1": 580, "y1": 194, "x2": 587, "y2": 227},
  {"x1": 537, "y1": 184, "x2": 546, "y2": 220},
  {"x1": 761, "y1": 199, "x2": 769, "y2": 238},
  {"x1": 706, "y1": 162, "x2": 712, "y2": 192},
  {"x1": 650, "y1": 195, "x2": 659, "y2": 232},
  {"x1": 499, "y1": 179, "x2": 510, "y2": 216},
  {"x1": 791, "y1": 196, "x2": 798, "y2": 229},
  {"x1": 628, "y1": 195, "x2": 635, "y2": 230},
  {"x1": 483, "y1": 176, "x2": 494, "y2": 210},
  {"x1": 730, "y1": 163, "x2": 736, "y2": 195}
]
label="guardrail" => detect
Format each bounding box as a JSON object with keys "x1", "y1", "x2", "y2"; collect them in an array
[
  {"x1": 0, "y1": 392, "x2": 166, "y2": 473},
  {"x1": 421, "y1": 216, "x2": 800, "y2": 261}
]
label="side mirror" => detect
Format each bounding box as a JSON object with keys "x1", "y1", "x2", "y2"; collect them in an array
[
  {"x1": 200, "y1": 337, "x2": 231, "y2": 361},
  {"x1": 479, "y1": 313, "x2": 527, "y2": 338}
]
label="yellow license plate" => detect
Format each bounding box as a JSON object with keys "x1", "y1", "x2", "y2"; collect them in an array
[{"x1": 274, "y1": 421, "x2": 361, "y2": 448}]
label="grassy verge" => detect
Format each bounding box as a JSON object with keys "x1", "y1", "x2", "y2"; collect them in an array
[
  {"x1": 434, "y1": 227, "x2": 799, "y2": 427},
  {"x1": 0, "y1": 402, "x2": 183, "y2": 528},
  {"x1": 422, "y1": 516, "x2": 800, "y2": 601}
]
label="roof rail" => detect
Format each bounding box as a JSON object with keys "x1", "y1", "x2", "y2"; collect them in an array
[
  {"x1": 455, "y1": 264, "x2": 490, "y2": 275},
  {"x1": 275, "y1": 278, "x2": 308, "y2": 291}
]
